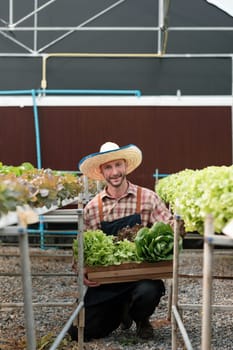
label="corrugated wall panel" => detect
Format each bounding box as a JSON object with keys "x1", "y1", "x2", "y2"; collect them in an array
[{"x1": 0, "y1": 106, "x2": 231, "y2": 189}]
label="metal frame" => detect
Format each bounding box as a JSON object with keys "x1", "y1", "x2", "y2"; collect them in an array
[
  {"x1": 0, "y1": 202, "x2": 86, "y2": 350},
  {"x1": 0, "y1": 0, "x2": 162, "y2": 55},
  {"x1": 201, "y1": 215, "x2": 233, "y2": 349},
  {"x1": 171, "y1": 215, "x2": 233, "y2": 350},
  {"x1": 0, "y1": 0, "x2": 232, "y2": 56}
]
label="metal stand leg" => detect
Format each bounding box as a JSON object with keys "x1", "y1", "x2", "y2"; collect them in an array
[
  {"x1": 77, "y1": 208, "x2": 85, "y2": 350},
  {"x1": 201, "y1": 215, "x2": 214, "y2": 350},
  {"x1": 18, "y1": 227, "x2": 37, "y2": 350},
  {"x1": 167, "y1": 279, "x2": 172, "y2": 321},
  {"x1": 172, "y1": 215, "x2": 180, "y2": 349}
]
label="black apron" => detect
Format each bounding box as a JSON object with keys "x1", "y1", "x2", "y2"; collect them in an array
[{"x1": 84, "y1": 187, "x2": 142, "y2": 306}]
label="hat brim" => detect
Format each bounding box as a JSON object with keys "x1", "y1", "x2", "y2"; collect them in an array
[{"x1": 79, "y1": 144, "x2": 142, "y2": 180}]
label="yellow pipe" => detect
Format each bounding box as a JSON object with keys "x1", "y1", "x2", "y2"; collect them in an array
[{"x1": 41, "y1": 52, "x2": 164, "y2": 90}]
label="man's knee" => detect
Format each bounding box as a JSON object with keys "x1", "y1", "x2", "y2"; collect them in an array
[
  {"x1": 135, "y1": 279, "x2": 165, "y2": 299},
  {"x1": 130, "y1": 279, "x2": 165, "y2": 314}
]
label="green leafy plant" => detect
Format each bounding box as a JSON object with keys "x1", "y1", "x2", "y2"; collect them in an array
[
  {"x1": 134, "y1": 222, "x2": 180, "y2": 262},
  {"x1": 0, "y1": 175, "x2": 31, "y2": 216},
  {"x1": 156, "y1": 165, "x2": 233, "y2": 234},
  {"x1": 73, "y1": 230, "x2": 116, "y2": 266},
  {"x1": 73, "y1": 224, "x2": 177, "y2": 267},
  {"x1": 73, "y1": 230, "x2": 141, "y2": 266},
  {"x1": 0, "y1": 162, "x2": 83, "y2": 216}
]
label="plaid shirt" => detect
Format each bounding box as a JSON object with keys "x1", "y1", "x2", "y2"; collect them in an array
[{"x1": 83, "y1": 182, "x2": 173, "y2": 230}]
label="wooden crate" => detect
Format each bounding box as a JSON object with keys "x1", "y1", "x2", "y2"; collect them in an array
[{"x1": 86, "y1": 260, "x2": 173, "y2": 284}]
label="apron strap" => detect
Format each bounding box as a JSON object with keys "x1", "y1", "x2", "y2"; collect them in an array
[
  {"x1": 136, "y1": 186, "x2": 142, "y2": 214},
  {"x1": 98, "y1": 186, "x2": 142, "y2": 223},
  {"x1": 98, "y1": 192, "x2": 104, "y2": 222}
]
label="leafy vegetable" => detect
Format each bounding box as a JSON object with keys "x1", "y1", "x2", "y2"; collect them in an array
[
  {"x1": 0, "y1": 176, "x2": 30, "y2": 215},
  {"x1": 0, "y1": 162, "x2": 83, "y2": 216},
  {"x1": 73, "y1": 224, "x2": 179, "y2": 267},
  {"x1": 73, "y1": 230, "x2": 141, "y2": 266},
  {"x1": 73, "y1": 230, "x2": 116, "y2": 266},
  {"x1": 134, "y1": 222, "x2": 181, "y2": 262},
  {"x1": 114, "y1": 239, "x2": 142, "y2": 264},
  {"x1": 115, "y1": 224, "x2": 144, "y2": 242},
  {"x1": 156, "y1": 165, "x2": 233, "y2": 234},
  {"x1": 0, "y1": 161, "x2": 35, "y2": 176}
]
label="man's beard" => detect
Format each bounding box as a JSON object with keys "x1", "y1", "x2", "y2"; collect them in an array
[{"x1": 107, "y1": 173, "x2": 126, "y2": 187}]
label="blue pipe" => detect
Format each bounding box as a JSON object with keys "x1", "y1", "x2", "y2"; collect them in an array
[
  {"x1": 28, "y1": 229, "x2": 77, "y2": 235},
  {"x1": 153, "y1": 173, "x2": 170, "y2": 178},
  {"x1": 37, "y1": 89, "x2": 141, "y2": 97},
  {"x1": 0, "y1": 89, "x2": 141, "y2": 96},
  {"x1": 31, "y1": 89, "x2": 42, "y2": 169},
  {"x1": 39, "y1": 220, "x2": 44, "y2": 249},
  {"x1": 0, "y1": 90, "x2": 32, "y2": 95}
]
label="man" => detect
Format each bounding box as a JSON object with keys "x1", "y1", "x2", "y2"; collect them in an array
[{"x1": 69, "y1": 142, "x2": 174, "y2": 341}]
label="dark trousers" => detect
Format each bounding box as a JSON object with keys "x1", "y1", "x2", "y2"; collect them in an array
[{"x1": 69, "y1": 279, "x2": 165, "y2": 341}]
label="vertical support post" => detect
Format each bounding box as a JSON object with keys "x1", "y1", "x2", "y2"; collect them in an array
[
  {"x1": 201, "y1": 214, "x2": 214, "y2": 350},
  {"x1": 231, "y1": 56, "x2": 233, "y2": 163},
  {"x1": 167, "y1": 279, "x2": 172, "y2": 321},
  {"x1": 83, "y1": 175, "x2": 89, "y2": 203},
  {"x1": 18, "y1": 227, "x2": 37, "y2": 350},
  {"x1": 172, "y1": 214, "x2": 180, "y2": 350},
  {"x1": 9, "y1": 0, "x2": 14, "y2": 26},
  {"x1": 77, "y1": 207, "x2": 85, "y2": 349},
  {"x1": 154, "y1": 168, "x2": 159, "y2": 184},
  {"x1": 96, "y1": 180, "x2": 102, "y2": 193},
  {"x1": 33, "y1": 0, "x2": 38, "y2": 52},
  {"x1": 157, "y1": 0, "x2": 164, "y2": 54}
]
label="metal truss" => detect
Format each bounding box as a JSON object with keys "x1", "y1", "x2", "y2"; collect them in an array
[
  {"x1": 1, "y1": 0, "x2": 232, "y2": 57},
  {"x1": 0, "y1": 0, "x2": 166, "y2": 56}
]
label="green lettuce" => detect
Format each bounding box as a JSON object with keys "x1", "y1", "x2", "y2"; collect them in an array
[
  {"x1": 134, "y1": 222, "x2": 180, "y2": 262},
  {"x1": 156, "y1": 165, "x2": 233, "y2": 234},
  {"x1": 73, "y1": 230, "x2": 141, "y2": 266}
]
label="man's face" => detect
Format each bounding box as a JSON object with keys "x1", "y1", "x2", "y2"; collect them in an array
[{"x1": 100, "y1": 159, "x2": 127, "y2": 187}]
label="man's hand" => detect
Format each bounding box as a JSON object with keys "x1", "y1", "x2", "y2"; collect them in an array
[
  {"x1": 72, "y1": 260, "x2": 100, "y2": 287},
  {"x1": 83, "y1": 270, "x2": 100, "y2": 287}
]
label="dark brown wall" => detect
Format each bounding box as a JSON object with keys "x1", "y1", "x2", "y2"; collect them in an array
[
  {"x1": 0, "y1": 106, "x2": 232, "y2": 189},
  {"x1": 0, "y1": 107, "x2": 37, "y2": 165}
]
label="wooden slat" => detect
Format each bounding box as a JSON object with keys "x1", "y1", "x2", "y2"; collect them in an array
[{"x1": 86, "y1": 261, "x2": 173, "y2": 284}]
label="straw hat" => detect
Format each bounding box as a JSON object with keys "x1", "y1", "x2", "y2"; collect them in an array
[{"x1": 79, "y1": 142, "x2": 142, "y2": 180}]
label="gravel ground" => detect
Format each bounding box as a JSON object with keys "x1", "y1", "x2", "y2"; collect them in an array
[{"x1": 0, "y1": 247, "x2": 232, "y2": 350}]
